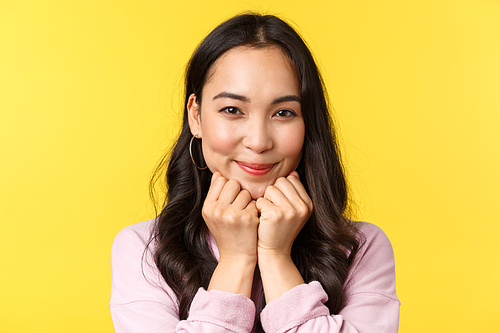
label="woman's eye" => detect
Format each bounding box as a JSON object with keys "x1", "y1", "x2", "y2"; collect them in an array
[
  {"x1": 220, "y1": 107, "x2": 242, "y2": 115},
  {"x1": 274, "y1": 109, "x2": 297, "y2": 118}
]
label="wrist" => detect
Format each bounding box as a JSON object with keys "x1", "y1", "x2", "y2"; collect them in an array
[
  {"x1": 257, "y1": 252, "x2": 305, "y2": 303},
  {"x1": 219, "y1": 253, "x2": 258, "y2": 267},
  {"x1": 208, "y1": 257, "x2": 257, "y2": 298},
  {"x1": 257, "y1": 246, "x2": 291, "y2": 261},
  {"x1": 257, "y1": 250, "x2": 293, "y2": 270}
]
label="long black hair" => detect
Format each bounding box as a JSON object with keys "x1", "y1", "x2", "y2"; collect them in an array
[{"x1": 150, "y1": 13, "x2": 361, "y2": 323}]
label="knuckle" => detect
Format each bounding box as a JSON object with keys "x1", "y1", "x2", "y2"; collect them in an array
[
  {"x1": 273, "y1": 209, "x2": 284, "y2": 221},
  {"x1": 239, "y1": 189, "x2": 251, "y2": 201},
  {"x1": 225, "y1": 211, "x2": 237, "y2": 224},
  {"x1": 246, "y1": 200, "x2": 257, "y2": 210},
  {"x1": 264, "y1": 185, "x2": 275, "y2": 196},
  {"x1": 284, "y1": 209, "x2": 294, "y2": 221},
  {"x1": 297, "y1": 201, "x2": 307, "y2": 212},
  {"x1": 240, "y1": 212, "x2": 253, "y2": 225},
  {"x1": 202, "y1": 204, "x2": 211, "y2": 218},
  {"x1": 214, "y1": 176, "x2": 227, "y2": 187},
  {"x1": 297, "y1": 202, "x2": 310, "y2": 217},
  {"x1": 226, "y1": 179, "x2": 240, "y2": 188},
  {"x1": 275, "y1": 177, "x2": 286, "y2": 186},
  {"x1": 297, "y1": 208, "x2": 308, "y2": 220},
  {"x1": 213, "y1": 206, "x2": 224, "y2": 220}
]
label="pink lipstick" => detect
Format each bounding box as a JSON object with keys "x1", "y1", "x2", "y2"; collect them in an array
[{"x1": 236, "y1": 161, "x2": 274, "y2": 176}]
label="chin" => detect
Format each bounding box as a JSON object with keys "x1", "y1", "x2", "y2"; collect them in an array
[{"x1": 241, "y1": 182, "x2": 268, "y2": 200}]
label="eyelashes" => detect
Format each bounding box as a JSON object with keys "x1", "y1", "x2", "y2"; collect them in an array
[
  {"x1": 274, "y1": 109, "x2": 297, "y2": 118},
  {"x1": 219, "y1": 107, "x2": 298, "y2": 118},
  {"x1": 219, "y1": 106, "x2": 242, "y2": 115}
]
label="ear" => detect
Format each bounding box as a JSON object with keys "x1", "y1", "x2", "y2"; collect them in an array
[{"x1": 187, "y1": 93, "x2": 202, "y2": 138}]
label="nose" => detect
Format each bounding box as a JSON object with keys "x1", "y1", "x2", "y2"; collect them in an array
[{"x1": 241, "y1": 116, "x2": 273, "y2": 153}]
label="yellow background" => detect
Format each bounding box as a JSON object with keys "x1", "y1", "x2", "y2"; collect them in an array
[{"x1": 1, "y1": 0, "x2": 499, "y2": 332}]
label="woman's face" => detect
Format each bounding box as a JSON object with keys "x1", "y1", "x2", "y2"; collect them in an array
[{"x1": 188, "y1": 46, "x2": 305, "y2": 199}]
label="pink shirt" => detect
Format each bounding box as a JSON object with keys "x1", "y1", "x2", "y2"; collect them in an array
[{"x1": 110, "y1": 220, "x2": 399, "y2": 332}]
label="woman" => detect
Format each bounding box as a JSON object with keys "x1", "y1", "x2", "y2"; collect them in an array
[{"x1": 110, "y1": 13, "x2": 399, "y2": 333}]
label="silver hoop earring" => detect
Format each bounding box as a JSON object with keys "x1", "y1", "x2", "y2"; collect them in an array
[{"x1": 189, "y1": 136, "x2": 208, "y2": 170}]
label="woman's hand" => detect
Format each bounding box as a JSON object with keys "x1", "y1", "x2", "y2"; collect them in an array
[
  {"x1": 203, "y1": 171, "x2": 260, "y2": 262},
  {"x1": 256, "y1": 171, "x2": 313, "y2": 257},
  {"x1": 255, "y1": 171, "x2": 313, "y2": 302},
  {"x1": 202, "y1": 172, "x2": 259, "y2": 298}
]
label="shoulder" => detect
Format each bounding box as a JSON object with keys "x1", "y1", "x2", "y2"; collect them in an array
[
  {"x1": 110, "y1": 219, "x2": 157, "y2": 281},
  {"x1": 351, "y1": 221, "x2": 395, "y2": 264},
  {"x1": 354, "y1": 221, "x2": 393, "y2": 253},
  {"x1": 344, "y1": 221, "x2": 398, "y2": 301},
  {"x1": 110, "y1": 219, "x2": 174, "y2": 305},
  {"x1": 355, "y1": 221, "x2": 389, "y2": 239},
  {"x1": 110, "y1": 220, "x2": 185, "y2": 330},
  {"x1": 336, "y1": 221, "x2": 400, "y2": 332},
  {"x1": 112, "y1": 219, "x2": 155, "y2": 250}
]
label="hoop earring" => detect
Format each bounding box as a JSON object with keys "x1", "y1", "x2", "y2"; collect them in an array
[{"x1": 189, "y1": 136, "x2": 208, "y2": 170}]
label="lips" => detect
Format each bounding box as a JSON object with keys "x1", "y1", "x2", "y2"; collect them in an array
[{"x1": 236, "y1": 161, "x2": 275, "y2": 176}]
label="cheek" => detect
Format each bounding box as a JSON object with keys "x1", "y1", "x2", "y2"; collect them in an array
[
  {"x1": 201, "y1": 121, "x2": 238, "y2": 158},
  {"x1": 280, "y1": 125, "x2": 305, "y2": 162}
]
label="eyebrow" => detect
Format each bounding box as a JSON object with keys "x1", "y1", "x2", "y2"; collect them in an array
[
  {"x1": 212, "y1": 92, "x2": 249, "y2": 103},
  {"x1": 271, "y1": 95, "x2": 301, "y2": 104},
  {"x1": 212, "y1": 92, "x2": 301, "y2": 104}
]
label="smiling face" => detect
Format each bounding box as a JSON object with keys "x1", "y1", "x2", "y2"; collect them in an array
[{"x1": 187, "y1": 46, "x2": 305, "y2": 199}]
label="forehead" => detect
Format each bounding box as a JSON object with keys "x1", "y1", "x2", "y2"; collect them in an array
[{"x1": 202, "y1": 46, "x2": 299, "y2": 99}]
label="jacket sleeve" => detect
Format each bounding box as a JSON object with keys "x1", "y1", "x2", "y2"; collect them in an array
[
  {"x1": 109, "y1": 221, "x2": 256, "y2": 333},
  {"x1": 259, "y1": 222, "x2": 400, "y2": 333}
]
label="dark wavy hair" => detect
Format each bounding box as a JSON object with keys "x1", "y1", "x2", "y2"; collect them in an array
[{"x1": 150, "y1": 13, "x2": 361, "y2": 324}]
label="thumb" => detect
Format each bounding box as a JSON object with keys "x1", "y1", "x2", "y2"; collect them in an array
[
  {"x1": 245, "y1": 200, "x2": 259, "y2": 215},
  {"x1": 255, "y1": 197, "x2": 274, "y2": 218}
]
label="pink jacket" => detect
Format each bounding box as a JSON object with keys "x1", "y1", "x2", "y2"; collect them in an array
[{"x1": 110, "y1": 220, "x2": 399, "y2": 332}]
